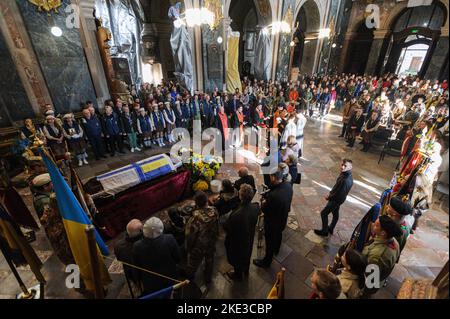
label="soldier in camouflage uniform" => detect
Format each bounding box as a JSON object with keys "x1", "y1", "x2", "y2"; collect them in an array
[
  {"x1": 185, "y1": 191, "x2": 219, "y2": 284},
  {"x1": 32, "y1": 174, "x2": 75, "y2": 266},
  {"x1": 362, "y1": 215, "x2": 402, "y2": 296},
  {"x1": 385, "y1": 196, "x2": 413, "y2": 253}
]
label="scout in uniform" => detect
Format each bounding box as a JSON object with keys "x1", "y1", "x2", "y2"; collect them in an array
[
  {"x1": 32, "y1": 174, "x2": 75, "y2": 266},
  {"x1": 362, "y1": 215, "x2": 402, "y2": 296},
  {"x1": 385, "y1": 196, "x2": 413, "y2": 253}
]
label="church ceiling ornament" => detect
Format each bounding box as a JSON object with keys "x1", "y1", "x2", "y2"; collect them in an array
[
  {"x1": 27, "y1": 0, "x2": 62, "y2": 13},
  {"x1": 255, "y1": 0, "x2": 270, "y2": 19}
]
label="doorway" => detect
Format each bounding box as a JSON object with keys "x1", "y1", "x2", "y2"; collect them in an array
[{"x1": 396, "y1": 43, "x2": 430, "y2": 76}]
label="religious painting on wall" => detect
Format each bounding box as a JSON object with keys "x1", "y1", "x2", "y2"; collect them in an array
[
  {"x1": 245, "y1": 32, "x2": 255, "y2": 51},
  {"x1": 207, "y1": 42, "x2": 222, "y2": 79}
]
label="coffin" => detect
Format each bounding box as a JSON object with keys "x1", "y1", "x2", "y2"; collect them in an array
[{"x1": 85, "y1": 154, "x2": 191, "y2": 238}]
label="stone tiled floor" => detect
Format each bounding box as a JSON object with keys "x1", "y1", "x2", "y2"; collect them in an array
[{"x1": 1, "y1": 113, "x2": 448, "y2": 299}]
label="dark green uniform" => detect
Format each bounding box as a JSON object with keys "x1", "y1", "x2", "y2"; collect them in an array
[{"x1": 363, "y1": 237, "x2": 400, "y2": 282}]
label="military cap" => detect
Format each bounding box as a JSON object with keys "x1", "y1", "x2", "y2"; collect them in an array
[
  {"x1": 379, "y1": 215, "x2": 403, "y2": 238},
  {"x1": 32, "y1": 173, "x2": 51, "y2": 187},
  {"x1": 390, "y1": 197, "x2": 413, "y2": 216},
  {"x1": 28, "y1": 158, "x2": 44, "y2": 167}
]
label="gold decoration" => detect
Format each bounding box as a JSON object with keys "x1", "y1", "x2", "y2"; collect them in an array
[
  {"x1": 95, "y1": 21, "x2": 132, "y2": 102},
  {"x1": 284, "y1": 5, "x2": 294, "y2": 29},
  {"x1": 204, "y1": 0, "x2": 222, "y2": 30},
  {"x1": 329, "y1": 17, "x2": 336, "y2": 37},
  {"x1": 255, "y1": 0, "x2": 271, "y2": 19},
  {"x1": 28, "y1": 0, "x2": 62, "y2": 13}
]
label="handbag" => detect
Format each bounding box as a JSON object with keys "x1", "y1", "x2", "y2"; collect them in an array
[{"x1": 294, "y1": 172, "x2": 302, "y2": 185}]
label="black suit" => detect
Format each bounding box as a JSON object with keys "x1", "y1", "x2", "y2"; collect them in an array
[
  {"x1": 132, "y1": 234, "x2": 181, "y2": 297},
  {"x1": 114, "y1": 235, "x2": 142, "y2": 287},
  {"x1": 261, "y1": 182, "x2": 293, "y2": 264},
  {"x1": 347, "y1": 114, "x2": 365, "y2": 146},
  {"x1": 234, "y1": 175, "x2": 256, "y2": 193},
  {"x1": 320, "y1": 171, "x2": 353, "y2": 233},
  {"x1": 224, "y1": 202, "x2": 260, "y2": 276}
]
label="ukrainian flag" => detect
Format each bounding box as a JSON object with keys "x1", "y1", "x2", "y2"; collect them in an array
[{"x1": 40, "y1": 150, "x2": 111, "y2": 291}]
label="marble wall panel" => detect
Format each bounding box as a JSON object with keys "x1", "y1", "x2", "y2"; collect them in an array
[
  {"x1": 425, "y1": 37, "x2": 449, "y2": 81},
  {"x1": 0, "y1": 27, "x2": 33, "y2": 126},
  {"x1": 16, "y1": 0, "x2": 97, "y2": 113}
]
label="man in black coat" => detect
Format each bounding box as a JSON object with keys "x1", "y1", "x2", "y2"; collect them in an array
[
  {"x1": 346, "y1": 108, "x2": 365, "y2": 148},
  {"x1": 253, "y1": 166, "x2": 293, "y2": 268},
  {"x1": 133, "y1": 217, "x2": 181, "y2": 297},
  {"x1": 234, "y1": 167, "x2": 256, "y2": 193},
  {"x1": 224, "y1": 184, "x2": 260, "y2": 281},
  {"x1": 314, "y1": 159, "x2": 354, "y2": 237},
  {"x1": 114, "y1": 219, "x2": 143, "y2": 297}
]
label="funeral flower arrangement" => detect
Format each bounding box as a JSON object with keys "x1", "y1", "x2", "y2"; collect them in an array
[{"x1": 178, "y1": 149, "x2": 223, "y2": 191}]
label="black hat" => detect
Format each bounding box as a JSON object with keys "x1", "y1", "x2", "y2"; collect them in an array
[
  {"x1": 390, "y1": 197, "x2": 413, "y2": 216},
  {"x1": 379, "y1": 215, "x2": 403, "y2": 238}
]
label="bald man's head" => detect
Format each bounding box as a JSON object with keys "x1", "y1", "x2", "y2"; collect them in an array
[
  {"x1": 126, "y1": 219, "x2": 143, "y2": 238},
  {"x1": 238, "y1": 167, "x2": 249, "y2": 178}
]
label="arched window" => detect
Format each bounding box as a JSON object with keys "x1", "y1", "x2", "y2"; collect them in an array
[
  {"x1": 393, "y1": 2, "x2": 446, "y2": 33},
  {"x1": 382, "y1": 2, "x2": 447, "y2": 77}
]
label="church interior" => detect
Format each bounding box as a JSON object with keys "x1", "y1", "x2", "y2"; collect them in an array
[{"x1": 0, "y1": 0, "x2": 448, "y2": 301}]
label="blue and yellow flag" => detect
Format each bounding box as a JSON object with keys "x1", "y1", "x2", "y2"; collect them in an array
[{"x1": 40, "y1": 150, "x2": 111, "y2": 291}]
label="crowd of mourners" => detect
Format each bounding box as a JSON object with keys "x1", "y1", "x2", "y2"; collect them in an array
[
  {"x1": 17, "y1": 72, "x2": 449, "y2": 299},
  {"x1": 19, "y1": 73, "x2": 448, "y2": 168}
]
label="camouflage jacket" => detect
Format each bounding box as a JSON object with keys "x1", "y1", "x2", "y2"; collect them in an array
[
  {"x1": 33, "y1": 191, "x2": 52, "y2": 219},
  {"x1": 185, "y1": 206, "x2": 219, "y2": 254}
]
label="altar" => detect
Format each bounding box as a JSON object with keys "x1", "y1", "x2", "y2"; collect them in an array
[{"x1": 85, "y1": 154, "x2": 191, "y2": 238}]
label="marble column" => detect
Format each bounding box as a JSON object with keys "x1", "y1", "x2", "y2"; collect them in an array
[
  {"x1": 338, "y1": 32, "x2": 356, "y2": 73},
  {"x1": 193, "y1": 25, "x2": 204, "y2": 91},
  {"x1": 300, "y1": 34, "x2": 318, "y2": 76},
  {"x1": 424, "y1": 27, "x2": 449, "y2": 80},
  {"x1": 78, "y1": 0, "x2": 110, "y2": 106},
  {"x1": 0, "y1": 0, "x2": 53, "y2": 119},
  {"x1": 222, "y1": 17, "x2": 231, "y2": 92},
  {"x1": 190, "y1": 0, "x2": 203, "y2": 92},
  {"x1": 365, "y1": 29, "x2": 390, "y2": 76},
  {"x1": 16, "y1": 0, "x2": 97, "y2": 113},
  {"x1": 271, "y1": 33, "x2": 282, "y2": 80}
]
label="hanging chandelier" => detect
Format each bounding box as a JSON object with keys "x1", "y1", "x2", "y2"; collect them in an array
[
  {"x1": 261, "y1": 21, "x2": 291, "y2": 35},
  {"x1": 174, "y1": 7, "x2": 215, "y2": 29}
]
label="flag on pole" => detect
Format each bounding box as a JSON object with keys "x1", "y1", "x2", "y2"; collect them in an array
[
  {"x1": 267, "y1": 268, "x2": 285, "y2": 299},
  {"x1": 0, "y1": 205, "x2": 45, "y2": 283},
  {"x1": 139, "y1": 286, "x2": 174, "y2": 300},
  {"x1": 40, "y1": 149, "x2": 111, "y2": 291}
]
